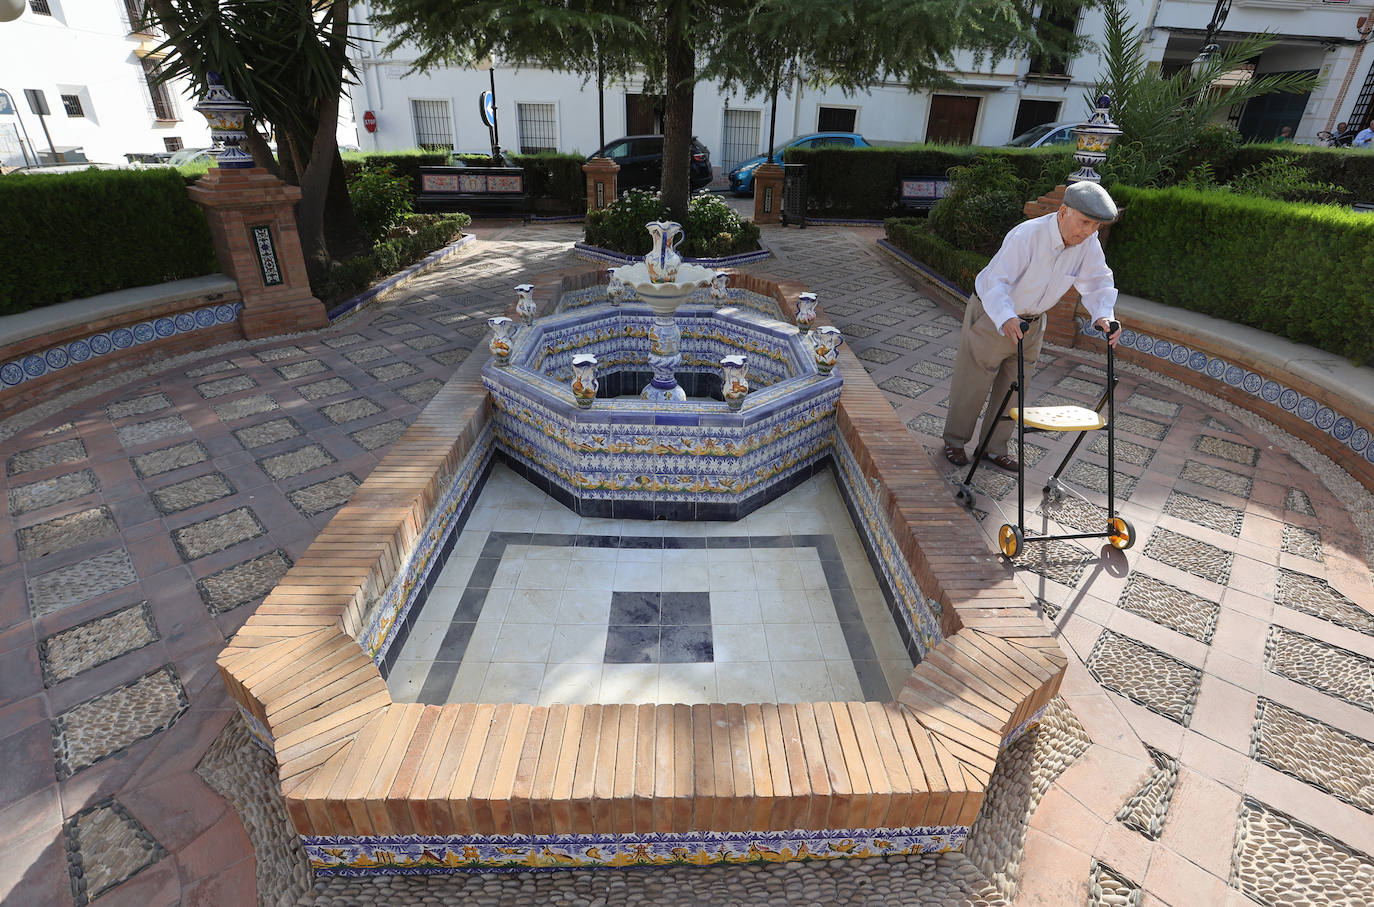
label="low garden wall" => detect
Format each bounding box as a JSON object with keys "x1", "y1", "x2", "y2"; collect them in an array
[{"x1": 0, "y1": 274, "x2": 243, "y2": 422}]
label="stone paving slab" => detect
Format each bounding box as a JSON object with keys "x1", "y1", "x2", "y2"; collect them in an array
[{"x1": 2, "y1": 222, "x2": 1374, "y2": 904}]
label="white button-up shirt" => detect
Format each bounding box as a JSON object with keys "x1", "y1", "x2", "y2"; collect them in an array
[{"x1": 974, "y1": 211, "x2": 1117, "y2": 330}]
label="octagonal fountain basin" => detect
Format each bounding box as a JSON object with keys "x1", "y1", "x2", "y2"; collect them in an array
[{"x1": 482, "y1": 298, "x2": 841, "y2": 520}]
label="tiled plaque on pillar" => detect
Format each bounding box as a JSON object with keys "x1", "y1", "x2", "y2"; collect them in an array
[{"x1": 249, "y1": 225, "x2": 283, "y2": 287}]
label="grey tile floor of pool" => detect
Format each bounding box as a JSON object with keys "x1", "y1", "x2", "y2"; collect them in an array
[{"x1": 386, "y1": 463, "x2": 915, "y2": 706}]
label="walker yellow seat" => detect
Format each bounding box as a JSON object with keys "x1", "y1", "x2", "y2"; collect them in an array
[{"x1": 1007, "y1": 405, "x2": 1107, "y2": 432}]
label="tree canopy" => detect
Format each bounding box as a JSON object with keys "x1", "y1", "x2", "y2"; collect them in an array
[{"x1": 370, "y1": 0, "x2": 1088, "y2": 221}]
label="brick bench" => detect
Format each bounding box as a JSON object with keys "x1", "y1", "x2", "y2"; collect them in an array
[{"x1": 0, "y1": 274, "x2": 243, "y2": 423}]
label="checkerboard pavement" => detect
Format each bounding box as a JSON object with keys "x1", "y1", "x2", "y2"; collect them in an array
[{"x1": 1, "y1": 218, "x2": 1371, "y2": 905}]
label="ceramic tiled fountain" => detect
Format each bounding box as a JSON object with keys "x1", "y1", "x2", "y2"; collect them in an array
[{"x1": 216, "y1": 221, "x2": 1068, "y2": 877}]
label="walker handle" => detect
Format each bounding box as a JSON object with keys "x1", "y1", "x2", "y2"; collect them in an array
[
  {"x1": 1105, "y1": 320, "x2": 1120, "y2": 334},
  {"x1": 1018, "y1": 319, "x2": 1031, "y2": 333}
]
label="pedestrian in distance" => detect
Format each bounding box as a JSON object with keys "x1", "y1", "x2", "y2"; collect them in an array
[
  {"x1": 1354, "y1": 119, "x2": 1374, "y2": 147},
  {"x1": 942, "y1": 180, "x2": 1123, "y2": 472}
]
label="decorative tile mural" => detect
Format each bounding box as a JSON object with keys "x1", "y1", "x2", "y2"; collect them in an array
[
  {"x1": 1, "y1": 303, "x2": 244, "y2": 392},
  {"x1": 305, "y1": 825, "x2": 969, "y2": 875}
]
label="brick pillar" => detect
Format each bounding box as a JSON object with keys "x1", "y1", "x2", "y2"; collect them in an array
[
  {"x1": 187, "y1": 167, "x2": 329, "y2": 340},
  {"x1": 583, "y1": 157, "x2": 620, "y2": 212},
  {"x1": 753, "y1": 163, "x2": 784, "y2": 224}
]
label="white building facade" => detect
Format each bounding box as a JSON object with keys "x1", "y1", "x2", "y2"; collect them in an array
[
  {"x1": 0, "y1": 0, "x2": 212, "y2": 168},
  {"x1": 346, "y1": 0, "x2": 1374, "y2": 173}
]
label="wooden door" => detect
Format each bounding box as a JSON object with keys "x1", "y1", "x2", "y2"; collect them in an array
[{"x1": 927, "y1": 95, "x2": 981, "y2": 145}]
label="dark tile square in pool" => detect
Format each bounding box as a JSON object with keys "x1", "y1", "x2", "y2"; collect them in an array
[
  {"x1": 660, "y1": 592, "x2": 711, "y2": 625},
  {"x1": 609, "y1": 591, "x2": 660, "y2": 625},
  {"x1": 605, "y1": 626, "x2": 659, "y2": 663},
  {"x1": 660, "y1": 626, "x2": 713, "y2": 663}
]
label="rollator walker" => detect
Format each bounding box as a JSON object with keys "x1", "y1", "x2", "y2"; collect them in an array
[{"x1": 953, "y1": 318, "x2": 1135, "y2": 559}]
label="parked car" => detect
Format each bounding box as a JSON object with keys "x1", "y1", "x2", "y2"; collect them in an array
[
  {"x1": 1005, "y1": 121, "x2": 1078, "y2": 148},
  {"x1": 586, "y1": 135, "x2": 714, "y2": 192},
  {"x1": 728, "y1": 132, "x2": 871, "y2": 195},
  {"x1": 167, "y1": 147, "x2": 216, "y2": 167}
]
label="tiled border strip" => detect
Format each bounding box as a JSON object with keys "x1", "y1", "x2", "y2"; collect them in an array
[
  {"x1": 304, "y1": 824, "x2": 967, "y2": 875},
  {"x1": 327, "y1": 234, "x2": 478, "y2": 322},
  {"x1": 1075, "y1": 314, "x2": 1374, "y2": 493},
  {"x1": 216, "y1": 265, "x2": 1066, "y2": 871},
  {"x1": 573, "y1": 241, "x2": 773, "y2": 268}
]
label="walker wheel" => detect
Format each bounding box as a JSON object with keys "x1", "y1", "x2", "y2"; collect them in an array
[
  {"x1": 1108, "y1": 516, "x2": 1135, "y2": 550},
  {"x1": 998, "y1": 524, "x2": 1024, "y2": 559},
  {"x1": 955, "y1": 485, "x2": 976, "y2": 509}
]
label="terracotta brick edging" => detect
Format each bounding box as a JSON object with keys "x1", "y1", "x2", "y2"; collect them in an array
[{"x1": 217, "y1": 268, "x2": 1064, "y2": 869}]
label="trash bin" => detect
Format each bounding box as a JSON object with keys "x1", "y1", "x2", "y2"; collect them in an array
[{"x1": 781, "y1": 163, "x2": 807, "y2": 229}]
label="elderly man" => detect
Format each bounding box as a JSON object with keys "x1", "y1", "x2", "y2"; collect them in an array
[
  {"x1": 1355, "y1": 119, "x2": 1374, "y2": 148},
  {"x1": 942, "y1": 180, "x2": 1122, "y2": 471}
]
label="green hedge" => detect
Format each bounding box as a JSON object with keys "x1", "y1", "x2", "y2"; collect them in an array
[
  {"x1": 883, "y1": 218, "x2": 989, "y2": 294},
  {"x1": 1182, "y1": 144, "x2": 1374, "y2": 202},
  {"x1": 343, "y1": 149, "x2": 587, "y2": 213},
  {"x1": 313, "y1": 212, "x2": 472, "y2": 306},
  {"x1": 0, "y1": 168, "x2": 217, "y2": 315},
  {"x1": 787, "y1": 145, "x2": 1074, "y2": 218},
  {"x1": 1106, "y1": 184, "x2": 1374, "y2": 363}
]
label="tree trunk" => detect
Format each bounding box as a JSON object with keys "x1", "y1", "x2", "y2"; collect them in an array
[{"x1": 659, "y1": 0, "x2": 695, "y2": 224}]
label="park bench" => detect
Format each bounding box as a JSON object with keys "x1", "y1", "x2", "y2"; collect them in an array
[
  {"x1": 897, "y1": 175, "x2": 952, "y2": 211},
  {"x1": 416, "y1": 166, "x2": 528, "y2": 217}
]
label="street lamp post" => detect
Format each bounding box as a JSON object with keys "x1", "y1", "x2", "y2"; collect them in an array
[{"x1": 1190, "y1": 0, "x2": 1233, "y2": 80}]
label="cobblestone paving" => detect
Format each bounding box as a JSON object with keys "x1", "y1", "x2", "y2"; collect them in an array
[
  {"x1": 1116, "y1": 573, "x2": 1219, "y2": 643},
  {"x1": 197, "y1": 550, "x2": 294, "y2": 614},
  {"x1": 1143, "y1": 527, "x2": 1232, "y2": 584},
  {"x1": 51, "y1": 665, "x2": 187, "y2": 778},
  {"x1": 5, "y1": 222, "x2": 1374, "y2": 905},
  {"x1": 1114, "y1": 746, "x2": 1179, "y2": 840},
  {"x1": 171, "y1": 507, "x2": 266, "y2": 560},
  {"x1": 1276, "y1": 568, "x2": 1374, "y2": 635},
  {"x1": 17, "y1": 506, "x2": 118, "y2": 560},
  {"x1": 1231, "y1": 798, "x2": 1374, "y2": 907},
  {"x1": 62, "y1": 799, "x2": 166, "y2": 906},
  {"x1": 39, "y1": 601, "x2": 158, "y2": 686},
  {"x1": 1087, "y1": 630, "x2": 1201, "y2": 725},
  {"x1": 1088, "y1": 860, "x2": 1142, "y2": 907},
  {"x1": 1264, "y1": 626, "x2": 1373, "y2": 711},
  {"x1": 27, "y1": 548, "x2": 137, "y2": 617},
  {"x1": 1250, "y1": 699, "x2": 1374, "y2": 814}
]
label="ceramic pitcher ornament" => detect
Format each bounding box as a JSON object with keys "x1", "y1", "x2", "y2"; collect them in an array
[
  {"x1": 514, "y1": 284, "x2": 536, "y2": 325},
  {"x1": 571, "y1": 353, "x2": 598, "y2": 408},
  {"x1": 720, "y1": 354, "x2": 748, "y2": 410},
  {"x1": 605, "y1": 269, "x2": 627, "y2": 306},
  {"x1": 644, "y1": 220, "x2": 683, "y2": 283},
  {"x1": 488, "y1": 316, "x2": 515, "y2": 366},
  {"x1": 795, "y1": 293, "x2": 818, "y2": 332},
  {"x1": 811, "y1": 325, "x2": 843, "y2": 374},
  {"x1": 710, "y1": 271, "x2": 730, "y2": 306}
]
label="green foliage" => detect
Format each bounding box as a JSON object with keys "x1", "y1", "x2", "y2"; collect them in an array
[
  {"x1": 928, "y1": 156, "x2": 1028, "y2": 256},
  {"x1": 1106, "y1": 184, "x2": 1374, "y2": 362},
  {"x1": 0, "y1": 168, "x2": 217, "y2": 315},
  {"x1": 312, "y1": 212, "x2": 471, "y2": 305},
  {"x1": 584, "y1": 189, "x2": 761, "y2": 257},
  {"x1": 788, "y1": 145, "x2": 1071, "y2": 218},
  {"x1": 347, "y1": 164, "x2": 415, "y2": 243},
  {"x1": 341, "y1": 151, "x2": 449, "y2": 197},
  {"x1": 1227, "y1": 156, "x2": 1350, "y2": 204},
  {"x1": 508, "y1": 152, "x2": 588, "y2": 212},
  {"x1": 1094, "y1": 0, "x2": 1321, "y2": 188},
  {"x1": 883, "y1": 218, "x2": 990, "y2": 294}
]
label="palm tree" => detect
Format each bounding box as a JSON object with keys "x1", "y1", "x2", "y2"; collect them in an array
[{"x1": 1094, "y1": 0, "x2": 1321, "y2": 187}]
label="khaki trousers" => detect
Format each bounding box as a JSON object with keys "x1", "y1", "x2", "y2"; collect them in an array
[{"x1": 942, "y1": 293, "x2": 1045, "y2": 458}]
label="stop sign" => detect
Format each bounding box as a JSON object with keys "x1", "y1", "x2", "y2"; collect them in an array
[{"x1": 363, "y1": 110, "x2": 377, "y2": 133}]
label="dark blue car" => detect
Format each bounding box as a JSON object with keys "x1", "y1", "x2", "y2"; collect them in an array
[{"x1": 728, "y1": 132, "x2": 870, "y2": 195}]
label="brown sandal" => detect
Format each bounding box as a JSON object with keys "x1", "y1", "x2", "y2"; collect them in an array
[
  {"x1": 984, "y1": 452, "x2": 1020, "y2": 472},
  {"x1": 943, "y1": 444, "x2": 969, "y2": 467}
]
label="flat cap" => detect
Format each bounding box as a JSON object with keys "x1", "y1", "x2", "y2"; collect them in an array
[{"x1": 1063, "y1": 180, "x2": 1118, "y2": 222}]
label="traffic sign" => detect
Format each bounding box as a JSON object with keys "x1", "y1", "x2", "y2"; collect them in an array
[
  {"x1": 363, "y1": 110, "x2": 377, "y2": 133},
  {"x1": 479, "y1": 91, "x2": 495, "y2": 128}
]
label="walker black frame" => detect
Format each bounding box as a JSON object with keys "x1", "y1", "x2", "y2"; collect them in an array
[{"x1": 953, "y1": 319, "x2": 1135, "y2": 558}]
